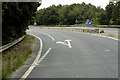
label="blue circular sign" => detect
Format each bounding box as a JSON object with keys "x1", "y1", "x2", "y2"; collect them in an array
[{"x1": 88, "y1": 21, "x2": 93, "y2": 25}]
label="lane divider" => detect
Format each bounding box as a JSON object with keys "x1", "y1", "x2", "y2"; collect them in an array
[
  {"x1": 38, "y1": 48, "x2": 52, "y2": 64},
  {"x1": 28, "y1": 30, "x2": 55, "y2": 41},
  {"x1": 40, "y1": 32, "x2": 55, "y2": 41}
]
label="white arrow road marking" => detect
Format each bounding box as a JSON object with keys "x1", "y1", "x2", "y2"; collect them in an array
[
  {"x1": 65, "y1": 40, "x2": 72, "y2": 48},
  {"x1": 56, "y1": 40, "x2": 72, "y2": 48}
]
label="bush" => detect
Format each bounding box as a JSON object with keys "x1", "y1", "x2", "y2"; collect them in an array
[{"x1": 100, "y1": 30, "x2": 104, "y2": 33}]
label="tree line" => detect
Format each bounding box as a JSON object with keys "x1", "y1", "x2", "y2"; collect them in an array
[
  {"x1": 2, "y1": 2, "x2": 40, "y2": 45},
  {"x1": 33, "y1": 1, "x2": 120, "y2": 25},
  {"x1": 2, "y1": 2, "x2": 120, "y2": 45}
]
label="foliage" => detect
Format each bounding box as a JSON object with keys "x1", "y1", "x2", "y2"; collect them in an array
[
  {"x1": 34, "y1": 3, "x2": 104, "y2": 25},
  {"x1": 108, "y1": 34, "x2": 116, "y2": 37},
  {"x1": 100, "y1": 30, "x2": 104, "y2": 33},
  {"x1": 102, "y1": 1, "x2": 120, "y2": 25},
  {"x1": 33, "y1": 1, "x2": 120, "y2": 26},
  {"x1": 2, "y1": 2, "x2": 40, "y2": 45}
]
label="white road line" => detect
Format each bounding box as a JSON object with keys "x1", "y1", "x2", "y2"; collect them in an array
[
  {"x1": 66, "y1": 30, "x2": 119, "y2": 41},
  {"x1": 20, "y1": 33, "x2": 43, "y2": 79},
  {"x1": 40, "y1": 32, "x2": 55, "y2": 41},
  {"x1": 91, "y1": 34, "x2": 119, "y2": 41},
  {"x1": 56, "y1": 42, "x2": 68, "y2": 45},
  {"x1": 105, "y1": 50, "x2": 110, "y2": 52},
  {"x1": 38, "y1": 48, "x2": 52, "y2": 64},
  {"x1": 107, "y1": 37, "x2": 118, "y2": 41},
  {"x1": 56, "y1": 40, "x2": 72, "y2": 48}
]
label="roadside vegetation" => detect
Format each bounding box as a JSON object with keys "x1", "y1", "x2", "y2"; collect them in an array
[
  {"x1": 118, "y1": 35, "x2": 120, "y2": 39},
  {"x1": 2, "y1": 2, "x2": 40, "y2": 45},
  {"x1": 2, "y1": 2, "x2": 40, "y2": 80},
  {"x1": 108, "y1": 34, "x2": 116, "y2": 38},
  {"x1": 2, "y1": 35, "x2": 34, "y2": 80},
  {"x1": 100, "y1": 30, "x2": 104, "y2": 33},
  {"x1": 32, "y1": 1, "x2": 120, "y2": 26}
]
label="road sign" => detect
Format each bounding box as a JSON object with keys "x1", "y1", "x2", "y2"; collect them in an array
[
  {"x1": 88, "y1": 21, "x2": 93, "y2": 25},
  {"x1": 75, "y1": 19, "x2": 79, "y2": 24},
  {"x1": 34, "y1": 22, "x2": 37, "y2": 26}
]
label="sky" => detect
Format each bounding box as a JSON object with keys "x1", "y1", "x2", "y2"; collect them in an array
[{"x1": 37, "y1": 0, "x2": 110, "y2": 10}]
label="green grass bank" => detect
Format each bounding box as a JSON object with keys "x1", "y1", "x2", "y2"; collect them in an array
[{"x1": 2, "y1": 34, "x2": 34, "y2": 80}]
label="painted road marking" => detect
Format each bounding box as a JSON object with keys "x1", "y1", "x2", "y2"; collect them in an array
[
  {"x1": 27, "y1": 30, "x2": 55, "y2": 41},
  {"x1": 56, "y1": 40, "x2": 72, "y2": 48},
  {"x1": 91, "y1": 34, "x2": 119, "y2": 41},
  {"x1": 105, "y1": 50, "x2": 110, "y2": 52},
  {"x1": 38, "y1": 48, "x2": 52, "y2": 64},
  {"x1": 40, "y1": 32, "x2": 55, "y2": 41},
  {"x1": 20, "y1": 33, "x2": 43, "y2": 79},
  {"x1": 65, "y1": 40, "x2": 72, "y2": 48}
]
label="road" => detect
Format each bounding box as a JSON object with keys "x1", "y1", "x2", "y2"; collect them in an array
[
  {"x1": 74, "y1": 27, "x2": 119, "y2": 36},
  {"x1": 45, "y1": 27, "x2": 119, "y2": 36},
  {"x1": 26, "y1": 27, "x2": 118, "y2": 78}
]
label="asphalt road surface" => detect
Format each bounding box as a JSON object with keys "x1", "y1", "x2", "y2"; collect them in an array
[
  {"x1": 51, "y1": 27, "x2": 119, "y2": 36},
  {"x1": 26, "y1": 27, "x2": 118, "y2": 78}
]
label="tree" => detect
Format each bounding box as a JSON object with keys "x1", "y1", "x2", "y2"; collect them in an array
[
  {"x1": 105, "y1": 2, "x2": 114, "y2": 24},
  {"x1": 104, "y1": 1, "x2": 120, "y2": 25},
  {"x1": 2, "y1": 2, "x2": 40, "y2": 45},
  {"x1": 111, "y1": 1, "x2": 120, "y2": 25},
  {"x1": 34, "y1": 2, "x2": 120, "y2": 25}
]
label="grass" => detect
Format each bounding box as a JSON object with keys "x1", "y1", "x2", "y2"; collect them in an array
[
  {"x1": 2, "y1": 34, "x2": 34, "y2": 80},
  {"x1": 108, "y1": 34, "x2": 116, "y2": 38},
  {"x1": 118, "y1": 35, "x2": 120, "y2": 39}
]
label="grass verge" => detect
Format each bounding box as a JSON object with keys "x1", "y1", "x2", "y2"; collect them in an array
[
  {"x1": 2, "y1": 34, "x2": 34, "y2": 80},
  {"x1": 108, "y1": 34, "x2": 116, "y2": 38},
  {"x1": 118, "y1": 35, "x2": 120, "y2": 39}
]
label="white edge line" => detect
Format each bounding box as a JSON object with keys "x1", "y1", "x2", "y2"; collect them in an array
[
  {"x1": 91, "y1": 34, "x2": 119, "y2": 41},
  {"x1": 20, "y1": 33, "x2": 43, "y2": 79},
  {"x1": 38, "y1": 48, "x2": 52, "y2": 64}
]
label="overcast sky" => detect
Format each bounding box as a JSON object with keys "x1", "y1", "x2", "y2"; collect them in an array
[{"x1": 37, "y1": 0, "x2": 110, "y2": 10}]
